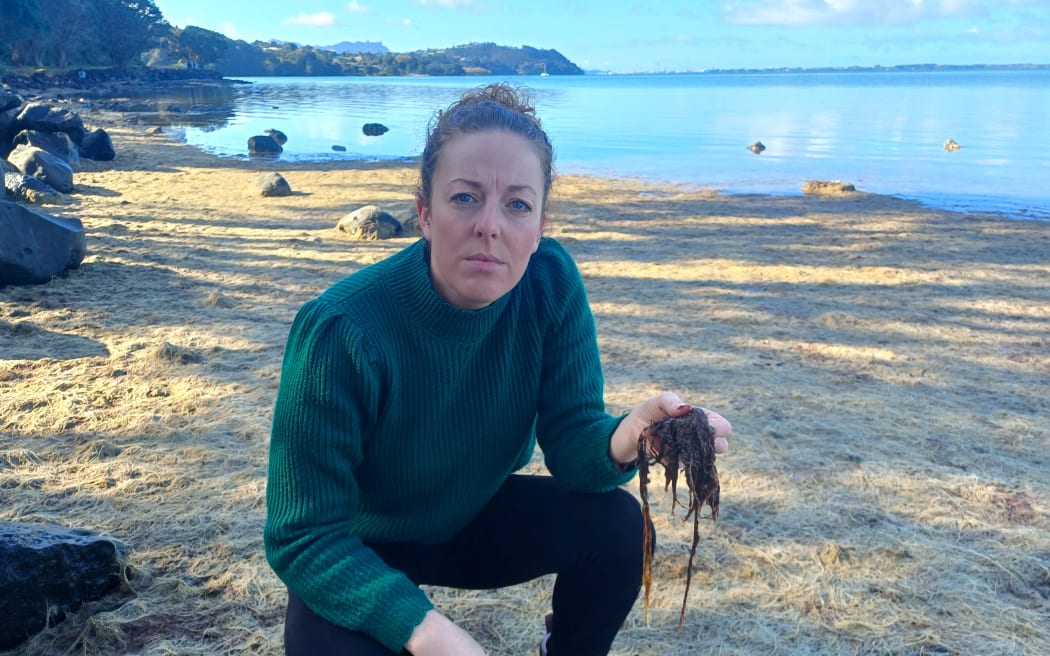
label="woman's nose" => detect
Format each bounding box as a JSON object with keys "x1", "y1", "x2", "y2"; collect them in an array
[{"x1": 474, "y1": 202, "x2": 500, "y2": 238}]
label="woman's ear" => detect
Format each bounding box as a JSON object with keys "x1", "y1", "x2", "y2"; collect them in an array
[{"x1": 417, "y1": 197, "x2": 431, "y2": 239}]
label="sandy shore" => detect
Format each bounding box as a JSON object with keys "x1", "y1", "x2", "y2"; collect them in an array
[{"x1": 2, "y1": 107, "x2": 1049, "y2": 655}]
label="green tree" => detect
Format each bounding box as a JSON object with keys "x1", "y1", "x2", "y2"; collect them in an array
[
  {"x1": 0, "y1": 0, "x2": 45, "y2": 65},
  {"x1": 37, "y1": 0, "x2": 95, "y2": 68},
  {"x1": 94, "y1": 0, "x2": 169, "y2": 67},
  {"x1": 170, "y1": 26, "x2": 230, "y2": 68}
]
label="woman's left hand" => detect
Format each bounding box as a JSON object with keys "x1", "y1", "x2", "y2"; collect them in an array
[{"x1": 610, "y1": 391, "x2": 732, "y2": 465}]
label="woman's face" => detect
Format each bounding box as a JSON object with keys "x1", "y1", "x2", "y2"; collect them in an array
[{"x1": 418, "y1": 129, "x2": 547, "y2": 310}]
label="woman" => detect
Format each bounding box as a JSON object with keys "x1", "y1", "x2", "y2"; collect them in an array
[{"x1": 264, "y1": 83, "x2": 732, "y2": 656}]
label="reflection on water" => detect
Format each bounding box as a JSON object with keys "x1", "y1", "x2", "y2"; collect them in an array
[{"x1": 134, "y1": 73, "x2": 1050, "y2": 219}]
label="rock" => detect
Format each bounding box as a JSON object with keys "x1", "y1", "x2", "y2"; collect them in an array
[
  {"x1": 0, "y1": 90, "x2": 23, "y2": 112},
  {"x1": 802, "y1": 180, "x2": 857, "y2": 195},
  {"x1": 265, "y1": 128, "x2": 288, "y2": 145},
  {"x1": 362, "y1": 122, "x2": 389, "y2": 136},
  {"x1": 943, "y1": 139, "x2": 962, "y2": 151},
  {"x1": 748, "y1": 141, "x2": 766, "y2": 154},
  {"x1": 4, "y1": 171, "x2": 63, "y2": 204},
  {"x1": 248, "y1": 134, "x2": 282, "y2": 156},
  {"x1": 0, "y1": 521, "x2": 127, "y2": 651},
  {"x1": 255, "y1": 172, "x2": 292, "y2": 197},
  {"x1": 14, "y1": 101, "x2": 86, "y2": 144},
  {"x1": 0, "y1": 200, "x2": 87, "y2": 285},
  {"x1": 12, "y1": 129, "x2": 80, "y2": 165},
  {"x1": 332, "y1": 144, "x2": 347, "y2": 152},
  {"x1": 401, "y1": 213, "x2": 422, "y2": 235},
  {"x1": 7, "y1": 144, "x2": 75, "y2": 193},
  {"x1": 79, "y1": 127, "x2": 116, "y2": 161},
  {"x1": 337, "y1": 205, "x2": 403, "y2": 240},
  {"x1": 0, "y1": 107, "x2": 20, "y2": 159}
]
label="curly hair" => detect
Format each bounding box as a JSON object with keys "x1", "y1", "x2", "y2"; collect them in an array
[{"x1": 417, "y1": 83, "x2": 555, "y2": 211}]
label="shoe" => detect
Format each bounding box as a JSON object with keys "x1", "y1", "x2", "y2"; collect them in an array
[{"x1": 538, "y1": 613, "x2": 553, "y2": 656}]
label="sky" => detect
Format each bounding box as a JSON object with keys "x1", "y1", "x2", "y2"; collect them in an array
[{"x1": 152, "y1": 0, "x2": 1050, "y2": 73}]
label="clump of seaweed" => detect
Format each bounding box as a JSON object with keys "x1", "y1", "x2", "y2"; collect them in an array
[{"x1": 638, "y1": 407, "x2": 720, "y2": 632}]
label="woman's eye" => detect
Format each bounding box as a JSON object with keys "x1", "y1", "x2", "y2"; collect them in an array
[
  {"x1": 508, "y1": 199, "x2": 532, "y2": 212},
  {"x1": 451, "y1": 192, "x2": 475, "y2": 204}
]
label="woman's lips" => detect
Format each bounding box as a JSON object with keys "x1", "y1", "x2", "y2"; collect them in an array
[{"x1": 464, "y1": 253, "x2": 505, "y2": 273}]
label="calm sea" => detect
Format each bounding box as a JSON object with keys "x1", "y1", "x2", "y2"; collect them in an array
[{"x1": 162, "y1": 71, "x2": 1050, "y2": 220}]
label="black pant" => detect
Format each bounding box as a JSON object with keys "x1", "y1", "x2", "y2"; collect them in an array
[{"x1": 284, "y1": 474, "x2": 653, "y2": 656}]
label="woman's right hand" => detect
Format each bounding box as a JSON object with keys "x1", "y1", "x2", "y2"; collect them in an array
[{"x1": 404, "y1": 610, "x2": 487, "y2": 655}]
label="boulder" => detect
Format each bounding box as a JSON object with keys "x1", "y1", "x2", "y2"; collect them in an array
[
  {"x1": 943, "y1": 138, "x2": 962, "y2": 152},
  {"x1": 0, "y1": 200, "x2": 87, "y2": 285},
  {"x1": 79, "y1": 127, "x2": 116, "y2": 161},
  {"x1": 0, "y1": 90, "x2": 23, "y2": 113},
  {"x1": 13, "y1": 129, "x2": 80, "y2": 165},
  {"x1": 748, "y1": 141, "x2": 766, "y2": 154},
  {"x1": 14, "y1": 101, "x2": 86, "y2": 144},
  {"x1": 265, "y1": 128, "x2": 288, "y2": 145},
  {"x1": 0, "y1": 521, "x2": 127, "y2": 651},
  {"x1": 255, "y1": 171, "x2": 292, "y2": 197},
  {"x1": 248, "y1": 134, "x2": 282, "y2": 156},
  {"x1": 4, "y1": 171, "x2": 63, "y2": 204},
  {"x1": 337, "y1": 204, "x2": 403, "y2": 240},
  {"x1": 401, "y1": 213, "x2": 422, "y2": 235},
  {"x1": 0, "y1": 107, "x2": 20, "y2": 159},
  {"x1": 362, "y1": 122, "x2": 389, "y2": 136},
  {"x1": 7, "y1": 144, "x2": 75, "y2": 193}
]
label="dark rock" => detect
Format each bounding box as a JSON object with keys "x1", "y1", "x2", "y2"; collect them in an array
[
  {"x1": 14, "y1": 101, "x2": 86, "y2": 144},
  {"x1": 337, "y1": 204, "x2": 403, "y2": 240},
  {"x1": 255, "y1": 172, "x2": 292, "y2": 197},
  {"x1": 248, "y1": 134, "x2": 282, "y2": 156},
  {"x1": 748, "y1": 141, "x2": 766, "y2": 154},
  {"x1": 0, "y1": 521, "x2": 127, "y2": 651},
  {"x1": 0, "y1": 90, "x2": 23, "y2": 113},
  {"x1": 0, "y1": 200, "x2": 86, "y2": 285},
  {"x1": 332, "y1": 144, "x2": 347, "y2": 152},
  {"x1": 362, "y1": 122, "x2": 389, "y2": 136},
  {"x1": 4, "y1": 171, "x2": 63, "y2": 204},
  {"x1": 79, "y1": 128, "x2": 116, "y2": 161},
  {"x1": 0, "y1": 107, "x2": 20, "y2": 159},
  {"x1": 265, "y1": 128, "x2": 288, "y2": 145},
  {"x1": 12, "y1": 129, "x2": 80, "y2": 165},
  {"x1": 7, "y1": 144, "x2": 75, "y2": 193}
]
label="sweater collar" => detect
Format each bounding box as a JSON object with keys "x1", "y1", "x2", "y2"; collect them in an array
[{"x1": 387, "y1": 239, "x2": 511, "y2": 343}]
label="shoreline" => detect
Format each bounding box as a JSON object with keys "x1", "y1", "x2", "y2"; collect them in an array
[{"x1": 3, "y1": 103, "x2": 1049, "y2": 655}]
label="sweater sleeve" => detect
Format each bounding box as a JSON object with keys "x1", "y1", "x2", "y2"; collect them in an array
[
  {"x1": 533, "y1": 242, "x2": 636, "y2": 490},
  {"x1": 264, "y1": 298, "x2": 433, "y2": 652}
]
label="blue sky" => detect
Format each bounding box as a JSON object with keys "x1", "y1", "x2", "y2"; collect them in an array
[{"x1": 153, "y1": 0, "x2": 1050, "y2": 73}]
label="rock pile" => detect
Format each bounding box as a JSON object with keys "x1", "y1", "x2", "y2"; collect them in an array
[{"x1": 1, "y1": 84, "x2": 115, "y2": 286}]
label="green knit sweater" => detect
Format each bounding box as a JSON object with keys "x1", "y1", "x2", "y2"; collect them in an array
[{"x1": 264, "y1": 237, "x2": 634, "y2": 652}]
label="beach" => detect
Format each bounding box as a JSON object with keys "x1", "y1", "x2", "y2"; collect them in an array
[{"x1": 2, "y1": 109, "x2": 1049, "y2": 655}]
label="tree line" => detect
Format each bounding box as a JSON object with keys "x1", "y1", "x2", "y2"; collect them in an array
[{"x1": 0, "y1": 0, "x2": 582, "y2": 77}]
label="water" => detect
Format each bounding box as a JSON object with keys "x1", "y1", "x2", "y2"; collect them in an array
[{"x1": 160, "y1": 71, "x2": 1050, "y2": 220}]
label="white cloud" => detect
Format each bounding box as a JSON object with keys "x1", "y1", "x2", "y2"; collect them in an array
[
  {"x1": 347, "y1": 1, "x2": 373, "y2": 13},
  {"x1": 282, "y1": 12, "x2": 338, "y2": 28},
  {"x1": 722, "y1": 0, "x2": 989, "y2": 26}
]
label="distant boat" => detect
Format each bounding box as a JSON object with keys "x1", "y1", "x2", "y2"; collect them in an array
[{"x1": 540, "y1": 63, "x2": 549, "y2": 77}]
